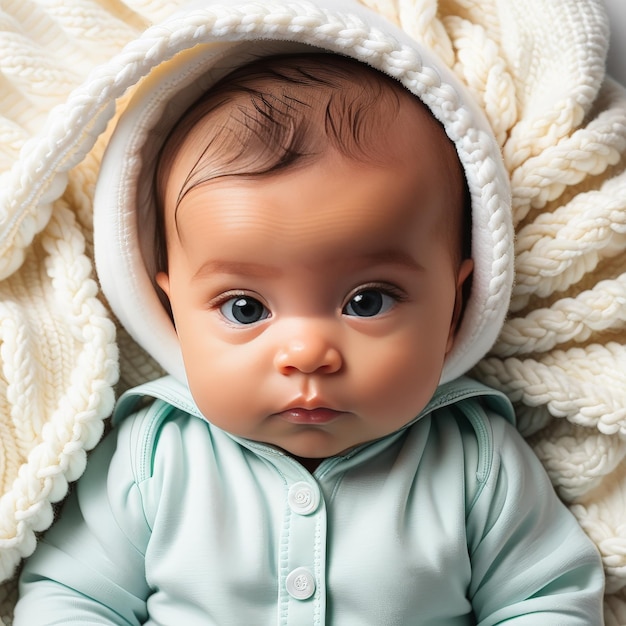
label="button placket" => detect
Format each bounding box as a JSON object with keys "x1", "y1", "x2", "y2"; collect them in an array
[{"x1": 280, "y1": 477, "x2": 326, "y2": 625}]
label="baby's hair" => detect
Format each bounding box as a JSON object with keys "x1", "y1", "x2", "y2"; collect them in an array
[{"x1": 154, "y1": 53, "x2": 470, "y2": 275}]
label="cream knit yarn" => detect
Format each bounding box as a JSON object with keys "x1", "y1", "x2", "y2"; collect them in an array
[{"x1": 0, "y1": 0, "x2": 625, "y2": 623}]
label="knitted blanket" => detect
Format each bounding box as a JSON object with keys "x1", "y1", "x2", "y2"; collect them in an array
[{"x1": 0, "y1": 0, "x2": 625, "y2": 623}]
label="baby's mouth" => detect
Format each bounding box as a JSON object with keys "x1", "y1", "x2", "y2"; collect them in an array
[{"x1": 276, "y1": 407, "x2": 343, "y2": 425}]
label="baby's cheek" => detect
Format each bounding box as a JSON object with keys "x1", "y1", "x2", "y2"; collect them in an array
[
  {"x1": 183, "y1": 343, "x2": 259, "y2": 420},
  {"x1": 363, "y1": 346, "x2": 442, "y2": 416}
]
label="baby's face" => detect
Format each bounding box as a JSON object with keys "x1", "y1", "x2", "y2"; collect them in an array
[{"x1": 157, "y1": 98, "x2": 471, "y2": 465}]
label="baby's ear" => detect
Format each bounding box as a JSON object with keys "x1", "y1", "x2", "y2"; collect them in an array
[
  {"x1": 446, "y1": 258, "x2": 474, "y2": 354},
  {"x1": 155, "y1": 271, "x2": 176, "y2": 327},
  {"x1": 155, "y1": 271, "x2": 171, "y2": 299}
]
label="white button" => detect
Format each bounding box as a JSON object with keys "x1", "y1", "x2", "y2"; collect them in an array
[
  {"x1": 286, "y1": 567, "x2": 316, "y2": 600},
  {"x1": 288, "y1": 482, "x2": 319, "y2": 515}
]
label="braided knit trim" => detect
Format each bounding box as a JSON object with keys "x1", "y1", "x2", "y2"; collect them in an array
[{"x1": 0, "y1": 202, "x2": 118, "y2": 579}]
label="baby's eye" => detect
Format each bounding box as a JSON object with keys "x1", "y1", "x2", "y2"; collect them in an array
[
  {"x1": 343, "y1": 289, "x2": 396, "y2": 318},
  {"x1": 220, "y1": 296, "x2": 270, "y2": 325}
]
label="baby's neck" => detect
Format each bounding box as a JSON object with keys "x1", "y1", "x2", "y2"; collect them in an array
[{"x1": 292, "y1": 455, "x2": 324, "y2": 473}]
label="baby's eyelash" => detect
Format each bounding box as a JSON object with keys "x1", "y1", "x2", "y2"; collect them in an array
[
  {"x1": 208, "y1": 290, "x2": 248, "y2": 309},
  {"x1": 351, "y1": 282, "x2": 408, "y2": 301}
]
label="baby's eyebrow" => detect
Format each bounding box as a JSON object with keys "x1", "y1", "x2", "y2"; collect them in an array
[{"x1": 193, "y1": 260, "x2": 281, "y2": 280}]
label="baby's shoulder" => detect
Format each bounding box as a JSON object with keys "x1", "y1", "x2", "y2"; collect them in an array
[
  {"x1": 426, "y1": 381, "x2": 518, "y2": 458},
  {"x1": 113, "y1": 391, "x2": 214, "y2": 485},
  {"x1": 424, "y1": 389, "x2": 531, "y2": 510}
]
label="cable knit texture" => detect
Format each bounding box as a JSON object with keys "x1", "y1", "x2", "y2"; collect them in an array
[{"x1": 0, "y1": 0, "x2": 625, "y2": 623}]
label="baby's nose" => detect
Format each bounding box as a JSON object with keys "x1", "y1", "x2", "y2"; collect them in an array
[{"x1": 273, "y1": 331, "x2": 342, "y2": 375}]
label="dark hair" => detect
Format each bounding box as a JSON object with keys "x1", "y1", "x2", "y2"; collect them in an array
[{"x1": 154, "y1": 53, "x2": 470, "y2": 275}]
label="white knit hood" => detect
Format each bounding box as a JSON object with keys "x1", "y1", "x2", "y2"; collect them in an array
[{"x1": 92, "y1": 0, "x2": 513, "y2": 386}]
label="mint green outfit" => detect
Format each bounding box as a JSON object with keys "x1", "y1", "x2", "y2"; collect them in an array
[{"x1": 15, "y1": 375, "x2": 604, "y2": 625}]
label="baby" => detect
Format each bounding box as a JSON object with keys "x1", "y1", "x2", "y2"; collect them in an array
[{"x1": 14, "y1": 50, "x2": 604, "y2": 625}]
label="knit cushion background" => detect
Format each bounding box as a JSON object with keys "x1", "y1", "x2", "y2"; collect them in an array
[{"x1": 0, "y1": 0, "x2": 625, "y2": 623}]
